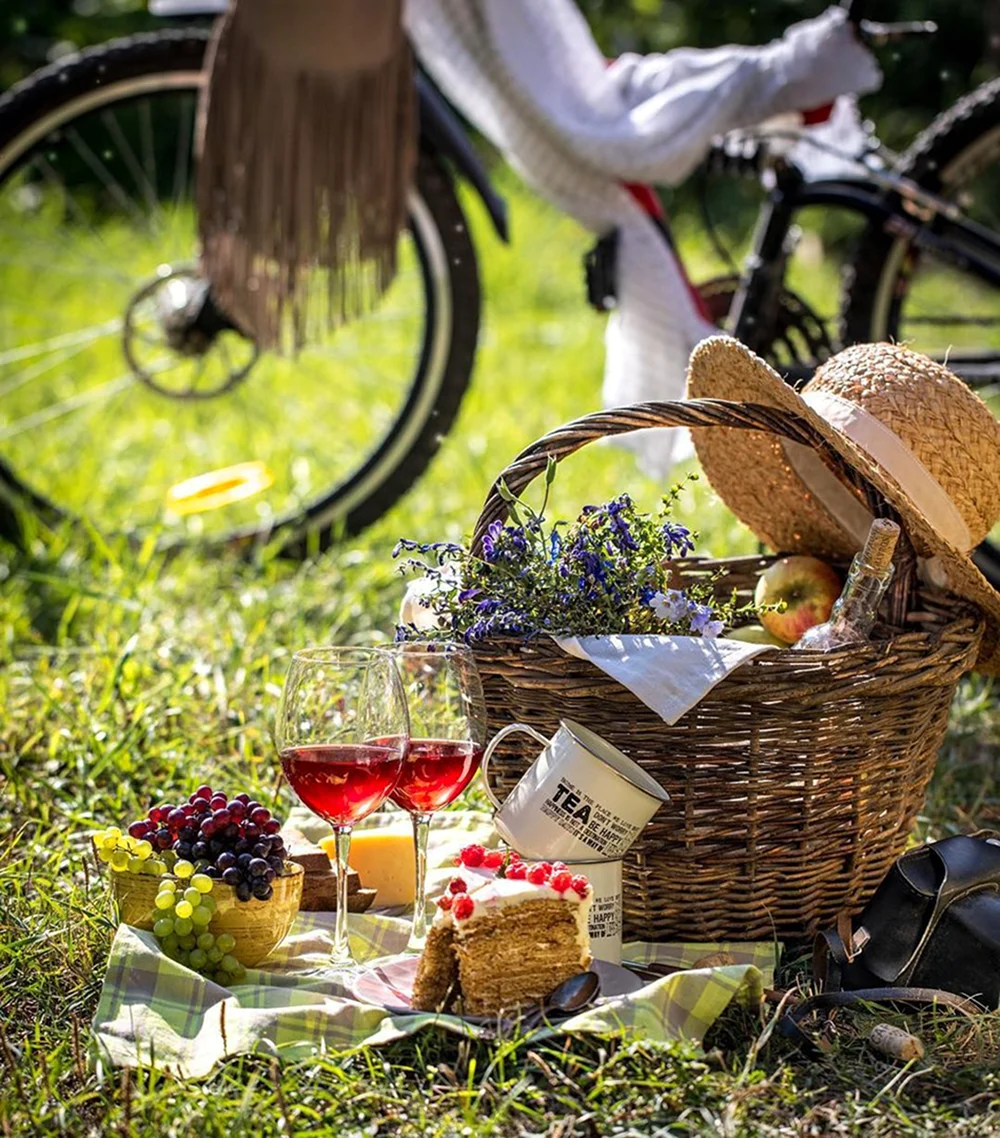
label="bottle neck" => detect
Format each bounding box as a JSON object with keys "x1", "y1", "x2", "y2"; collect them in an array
[{"x1": 827, "y1": 554, "x2": 894, "y2": 632}]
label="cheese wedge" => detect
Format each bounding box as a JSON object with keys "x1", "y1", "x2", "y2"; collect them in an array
[{"x1": 321, "y1": 829, "x2": 416, "y2": 908}]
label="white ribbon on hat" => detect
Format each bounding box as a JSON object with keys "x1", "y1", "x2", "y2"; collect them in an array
[{"x1": 782, "y1": 389, "x2": 973, "y2": 552}]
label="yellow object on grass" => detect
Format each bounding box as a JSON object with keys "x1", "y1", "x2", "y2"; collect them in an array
[
  {"x1": 165, "y1": 461, "x2": 274, "y2": 516},
  {"x1": 321, "y1": 829, "x2": 417, "y2": 908}
]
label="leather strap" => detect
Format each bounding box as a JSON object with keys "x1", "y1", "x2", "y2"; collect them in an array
[{"x1": 778, "y1": 987, "x2": 981, "y2": 1058}]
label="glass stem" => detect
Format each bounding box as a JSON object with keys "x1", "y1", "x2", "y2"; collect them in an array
[
  {"x1": 332, "y1": 825, "x2": 354, "y2": 965},
  {"x1": 411, "y1": 812, "x2": 432, "y2": 943}
]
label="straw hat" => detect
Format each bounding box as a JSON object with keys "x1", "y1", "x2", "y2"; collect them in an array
[{"x1": 686, "y1": 337, "x2": 1000, "y2": 673}]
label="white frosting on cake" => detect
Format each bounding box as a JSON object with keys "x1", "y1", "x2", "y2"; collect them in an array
[{"x1": 433, "y1": 872, "x2": 593, "y2": 959}]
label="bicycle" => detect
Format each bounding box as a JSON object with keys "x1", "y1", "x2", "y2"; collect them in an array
[{"x1": 0, "y1": 0, "x2": 997, "y2": 582}]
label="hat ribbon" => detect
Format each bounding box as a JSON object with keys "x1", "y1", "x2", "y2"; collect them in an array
[{"x1": 785, "y1": 390, "x2": 972, "y2": 551}]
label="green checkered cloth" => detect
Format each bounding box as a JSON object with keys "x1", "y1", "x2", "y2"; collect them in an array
[{"x1": 91, "y1": 812, "x2": 777, "y2": 1078}]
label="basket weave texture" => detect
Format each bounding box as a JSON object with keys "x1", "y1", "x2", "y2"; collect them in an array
[{"x1": 469, "y1": 400, "x2": 984, "y2": 942}]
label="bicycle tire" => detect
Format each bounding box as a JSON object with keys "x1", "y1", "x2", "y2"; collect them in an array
[
  {"x1": 0, "y1": 30, "x2": 480, "y2": 556},
  {"x1": 840, "y1": 76, "x2": 1000, "y2": 351},
  {"x1": 840, "y1": 78, "x2": 1000, "y2": 587}
]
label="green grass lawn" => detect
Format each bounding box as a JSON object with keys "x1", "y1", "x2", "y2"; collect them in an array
[{"x1": 2, "y1": 167, "x2": 1000, "y2": 1136}]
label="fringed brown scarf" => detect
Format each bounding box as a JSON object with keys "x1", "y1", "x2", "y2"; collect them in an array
[{"x1": 196, "y1": 0, "x2": 415, "y2": 350}]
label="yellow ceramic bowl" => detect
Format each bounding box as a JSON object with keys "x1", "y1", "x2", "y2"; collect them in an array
[{"x1": 108, "y1": 862, "x2": 303, "y2": 967}]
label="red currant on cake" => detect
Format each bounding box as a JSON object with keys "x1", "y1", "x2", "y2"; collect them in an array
[
  {"x1": 505, "y1": 861, "x2": 527, "y2": 880},
  {"x1": 437, "y1": 894, "x2": 453, "y2": 911},
  {"x1": 452, "y1": 894, "x2": 475, "y2": 920},
  {"x1": 457, "y1": 844, "x2": 485, "y2": 868},
  {"x1": 570, "y1": 875, "x2": 590, "y2": 897},
  {"x1": 448, "y1": 876, "x2": 468, "y2": 894},
  {"x1": 526, "y1": 863, "x2": 551, "y2": 885},
  {"x1": 550, "y1": 871, "x2": 573, "y2": 893},
  {"x1": 481, "y1": 850, "x2": 504, "y2": 869}
]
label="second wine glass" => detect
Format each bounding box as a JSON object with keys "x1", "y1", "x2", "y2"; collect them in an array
[{"x1": 390, "y1": 642, "x2": 488, "y2": 944}]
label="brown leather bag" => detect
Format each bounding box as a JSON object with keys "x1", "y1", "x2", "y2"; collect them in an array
[{"x1": 197, "y1": 0, "x2": 416, "y2": 350}]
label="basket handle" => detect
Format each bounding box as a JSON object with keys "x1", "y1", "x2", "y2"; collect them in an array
[{"x1": 471, "y1": 399, "x2": 916, "y2": 623}]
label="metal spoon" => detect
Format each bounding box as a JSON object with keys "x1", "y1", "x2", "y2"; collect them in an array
[{"x1": 519, "y1": 971, "x2": 601, "y2": 1032}]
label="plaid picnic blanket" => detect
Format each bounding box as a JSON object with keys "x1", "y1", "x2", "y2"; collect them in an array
[{"x1": 91, "y1": 811, "x2": 777, "y2": 1078}]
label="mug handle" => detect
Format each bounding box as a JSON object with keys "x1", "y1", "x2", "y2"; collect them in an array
[{"x1": 480, "y1": 722, "x2": 551, "y2": 810}]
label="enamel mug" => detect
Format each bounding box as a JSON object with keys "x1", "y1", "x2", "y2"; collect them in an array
[{"x1": 480, "y1": 719, "x2": 669, "y2": 862}]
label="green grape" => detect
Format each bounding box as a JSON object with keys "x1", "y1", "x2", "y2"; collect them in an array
[
  {"x1": 163, "y1": 942, "x2": 182, "y2": 962},
  {"x1": 207, "y1": 947, "x2": 224, "y2": 965},
  {"x1": 109, "y1": 849, "x2": 130, "y2": 872},
  {"x1": 174, "y1": 899, "x2": 194, "y2": 920},
  {"x1": 141, "y1": 861, "x2": 162, "y2": 876},
  {"x1": 149, "y1": 860, "x2": 167, "y2": 876},
  {"x1": 127, "y1": 856, "x2": 145, "y2": 874},
  {"x1": 191, "y1": 905, "x2": 213, "y2": 927},
  {"x1": 229, "y1": 964, "x2": 246, "y2": 984},
  {"x1": 220, "y1": 954, "x2": 240, "y2": 973},
  {"x1": 159, "y1": 878, "x2": 177, "y2": 892},
  {"x1": 216, "y1": 932, "x2": 236, "y2": 954},
  {"x1": 174, "y1": 917, "x2": 194, "y2": 936},
  {"x1": 177, "y1": 951, "x2": 191, "y2": 968},
  {"x1": 153, "y1": 917, "x2": 175, "y2": 939},
  {"x1": 200, "y1": 895, "x2": 217, "y2": 915},
  {"x1": 177, "y1": 933, "x2": 197, "y2": 950},
  {"x1": 134, "y1": 840, "x2": 153, "y2": 860},
  {"x1": 188, "y1": 948, "x2": 208, "y2": 970},
  {"x1": 154, "y1": 891, "x2": 175, "y2": 911},
  {"x1": 97, "y1": 847, "x2": 112, "y2": 864},
  {"x1": 191, "y1": 874, "x2": 214, "y2": 894},
  {"x1": 174, "y1": 860, "x2": 194, "y2": 879},
  {"x1": 162, "y1": 933, "x2": 180, "y2": 953},
  {"x1": 162, "y1": 850, "x2": 178, "y2": 867},
  {"x1": 197, "y1": 932, "x2": 215, "y2": 951},
  {"x1": 181, "y1": 886, "x2": 200, "y2": 905}
]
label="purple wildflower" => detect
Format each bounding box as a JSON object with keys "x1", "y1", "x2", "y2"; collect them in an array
[{"x1": 662, "y1": 522, "x2": 695, "y2": 557}]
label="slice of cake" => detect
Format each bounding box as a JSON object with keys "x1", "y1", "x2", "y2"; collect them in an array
[{"x1": 411, "y1": 851, "x2": 592, "y2": 1017}]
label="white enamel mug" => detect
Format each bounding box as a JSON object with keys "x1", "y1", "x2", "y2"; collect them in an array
[{"x1": 481, "y1": 719, "x2": 669, "y2": 862}]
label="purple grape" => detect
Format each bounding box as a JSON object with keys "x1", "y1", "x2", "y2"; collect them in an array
[
  {"x1": 267, "y1": 856, "x2": 284, "y2": 872},
  {"x1": 217, "y1": 851, "x2": 237, "y2": 871},
  {"x1": 154, "y1": 828, "x2": 173, "y2": 851},
  {"x1": 264, "y1": 867, "x2": 276, "y2": 883},
  {"x1": 263, "y1": 820, "x2": 281, "y2": 836},
  {"x1": 192, "y1": 799, "x2": 211, "y2": 816},
  {"x1": 224, "y1": 823, "x2": 240, "y2": 841},
  {"x1": 252, "y1": 880, "x2": 273, "y2": 901},
  {"x1": 192, "y1": 785, "x2": 213, "y2": 802},
  {"x1": 209, "y1": 794, "x2": 228, "y2": 810},
  {"x1": 248, "y1": 858, "x2": 268, "y2": 878},
  {"x1": 212, "y1": 808, "x2": 232, "y2": 827},
  {"x1": 208, "y1": 839, "x2": 225, "y2": 858},
  {"x1": 249, "y1": 807, "x2": 270, "y2": 826},
  {"x1": 234, "y1": 839, "x2": 251, "y2": 856},
  {"x1": 205, "y1": 866, "x2": 221, "y2": 879},
  {"x1": 200, "y1": 817, "x2": 218, "y2": 838},
  {"x1": 167, "y1": 808, "x2": 187, "y2": 830},
  {"x1": 174, "y1": 842, "x2": 193, "y2": 861},
  {"x1": 243, "y1": 823, "x2": 260, "y2": 841},
  {"x1": 237, "y1": 853, "x2": 252, "y2": 871},
  {"x1": 235, "y1": 880, "x2": 253, "y2": 903},
  {"x1": 128, "y1": 820, "x2": 151, "y2": 840},
  {"x1": 178, "y1": 825, "x2": 198, "y2": 843},
  {"x1": 233, "y1": 793, "x2": 251, "y2": 806},
  {"x1": 190, "y1": 841, "x2": 208, "y2": 860},
  {"x1": 228, "y1": 801, "x2": 247, "y2": 821},
  {"x1": 252, "y1": 841, "x2": 271, "y2": 859},
  {"x1": 222, "y1": 867, "x2": 241, "y2": 887}
]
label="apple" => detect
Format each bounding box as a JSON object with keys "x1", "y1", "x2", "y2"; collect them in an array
[
  {"x1": 754, "y1": 556, "x2": 841, "y2": 645},
  {"x1": 727, "y1": 623, "x2": 787, "y2": 647}
]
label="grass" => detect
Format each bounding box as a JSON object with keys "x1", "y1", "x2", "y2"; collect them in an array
[{"x1": 2, "y1": 163, "x2": 1000, "y2": 1134}]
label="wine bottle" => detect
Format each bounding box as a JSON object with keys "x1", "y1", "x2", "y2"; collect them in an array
[{"x1": 794, "y1": 519, "x2": 900, "y2": 651}]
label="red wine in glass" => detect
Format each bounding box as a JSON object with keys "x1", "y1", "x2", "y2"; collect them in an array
[
  {"x1": 390, "y1": 738, "x2": 483, "y2": 813},
  {"x1": 279, "y1": 742, "x2": 404, "y2": 827}
]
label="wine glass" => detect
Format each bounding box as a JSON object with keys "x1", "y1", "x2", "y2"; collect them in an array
[
  {"x1": 276, "y1": 646, "x2": 409, "y2": 967},
  {"x1": 389, "y1": 642, "x2": 488, "y2": 945}
]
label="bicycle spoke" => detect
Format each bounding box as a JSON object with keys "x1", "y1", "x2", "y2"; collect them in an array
[
  {"x1": 65, "y1": 127, "x2": 147, "y2": 228},
  {"x1": 0, "y1": 320, "x2": 120, "y2": 369},
  {"x1": 101, "y1": 107, "x2": 162, "y2": 224}
]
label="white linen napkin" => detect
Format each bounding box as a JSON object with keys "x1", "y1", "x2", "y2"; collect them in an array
[{"x1": 552, "y1": 635, "x2": 777, "y2": 725}]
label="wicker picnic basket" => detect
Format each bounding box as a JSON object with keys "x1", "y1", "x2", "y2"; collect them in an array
[{"x1": 470, "y1": 400, "x2": 984, "y2": 943}]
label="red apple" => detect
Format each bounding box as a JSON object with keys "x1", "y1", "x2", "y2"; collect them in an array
[{"x1": 754, "y1": 556, "x2": 841, "y2": 645}]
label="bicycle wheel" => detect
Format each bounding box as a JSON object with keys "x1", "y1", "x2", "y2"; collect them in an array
[
  {"x1": 840, "y1": 78, "x2": 1000, "y2": 584},
  {"x1": 0, "y1": 30, "x2": 479, "y2": 555}
]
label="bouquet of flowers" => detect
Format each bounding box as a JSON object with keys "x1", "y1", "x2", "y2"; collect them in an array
[{"x1": 395, "y1": 469, "x2": 755, "y2": 643}]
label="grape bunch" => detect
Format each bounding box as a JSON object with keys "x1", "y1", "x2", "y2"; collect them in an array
[
  {"x1": 125, "y1": 786, "x2": 288, "y2": 903},
  {"x1": 94, "y1": 827, "x2": 169, "y2": 876},
  {"x1": 151, "y1": 871, "x2": 246, "y2": 984}
]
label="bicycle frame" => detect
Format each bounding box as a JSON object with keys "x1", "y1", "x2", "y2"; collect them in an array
[{"x1": 729, "y1": 159, "x2": 1000, "y2": 372}]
